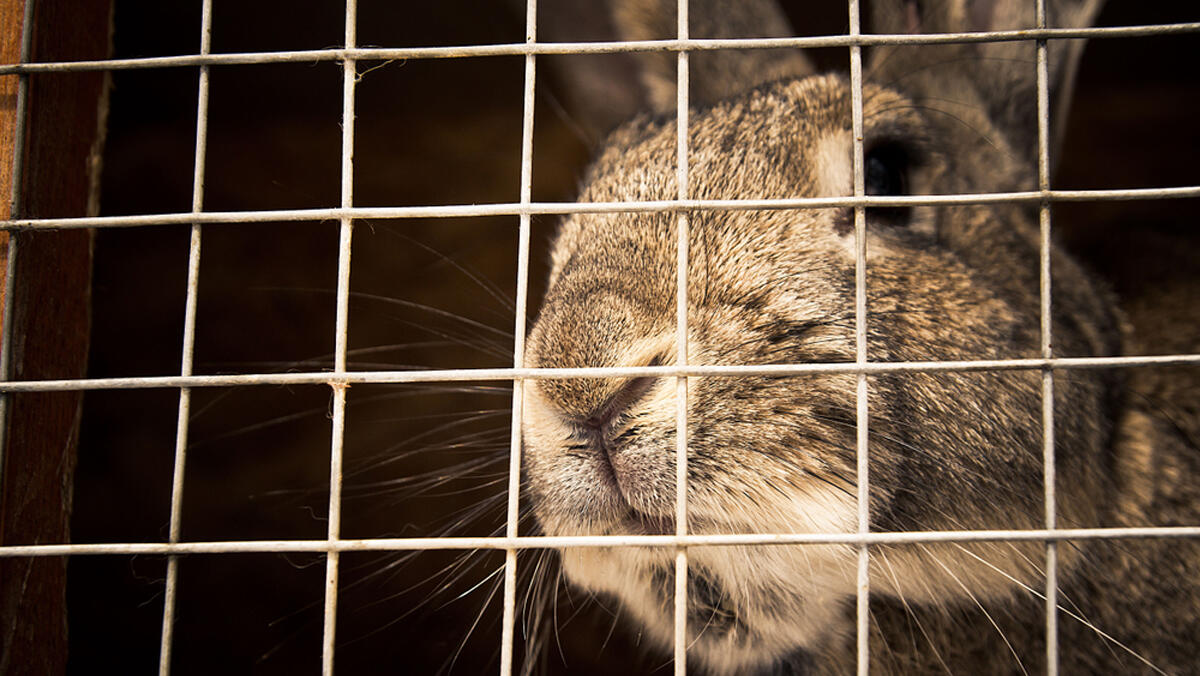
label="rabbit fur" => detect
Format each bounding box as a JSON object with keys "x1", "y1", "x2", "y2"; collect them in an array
[{"x1": 522, "y1": 0, "x2": 1200, "y2": 673}]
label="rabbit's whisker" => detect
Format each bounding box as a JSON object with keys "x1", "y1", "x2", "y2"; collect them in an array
[
  {"x1": 925, "y1": 550, "x2": 1031, "y2": 676},
  {"x1": 372, "y1": 226, "x2": 516, "y2": 314},
  {"x1": 873, "y1": 548, "x2": 954, "y2": 676},
  {"x1": 950, "y1": 543, "x2": 1169, "y2": 675}
]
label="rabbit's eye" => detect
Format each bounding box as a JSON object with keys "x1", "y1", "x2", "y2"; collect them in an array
[
  {"x1": 865, "y1": 143, "x2": 909, "y2": 197},
  {"x1": 864, "y1": 142, "x2": 912, "y2": 227}
]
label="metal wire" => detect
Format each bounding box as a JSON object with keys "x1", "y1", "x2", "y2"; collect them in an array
[
  {"x1": 4, "y1": 526, "x2": 1199, "y2": 558},
  {"x1": 499, "y1": 1, "x2": 538, "y2": 673},
  {"x1": 0, "y1": 21, "x2": 1196, "y2": 74},
  {"x1": 1035, "y1": 0, "x2": 1060, "y2": 672},
  {"x1": 673, "y1": 3, "x2": 691, "y2": 672},
  {"x1": 4, "y1": 184, "x2": 1199, "y2": 231},
  {"x1": 157, "y1": 1, "x2": 213, "y2": 673},
  {"x1": 847, "y1": 0, "x2": 871, "y2": 672},
  {"x1": 320, "y1": 3, "x2": 360, "y2": 673},
  {"x1": 3, "y1": 353, "x2": 1198, "y2": 393}
]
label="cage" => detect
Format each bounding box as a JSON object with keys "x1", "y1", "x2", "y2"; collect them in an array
[{"x1": 0, "y1": 0, "x2": 1198, "y2": 674}]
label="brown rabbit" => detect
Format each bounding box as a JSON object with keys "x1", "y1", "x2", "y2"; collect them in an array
[{"x1": 522, "y1": 0, "x2": 1200, "y2": 673}]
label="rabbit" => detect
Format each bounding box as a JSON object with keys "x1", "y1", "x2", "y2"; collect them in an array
[{"x1": 521, "y1": 0, "x2": 1200, "y2": 674}]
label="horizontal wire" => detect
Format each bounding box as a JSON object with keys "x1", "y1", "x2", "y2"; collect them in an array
[
  {"x1": 3, "y1": 526, "x2": 1199, "y2": 558},
  {"x1": 2, "y1": 186, "x2": 1199, "y2": 231},
  {"x1": 2, "y1": 354, "x2": 1198, "y2": 392},
  {"x1": 0, "y1": 22, "x2": 1196, "y2": 74}
]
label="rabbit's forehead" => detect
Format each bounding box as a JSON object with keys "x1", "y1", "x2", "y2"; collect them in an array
[
  {"x1": 583, "y1": 76, "x2": 926, "y2": 204},
  {"x1": 551, "y1": 75, "x2": 945, "y2": 303}
]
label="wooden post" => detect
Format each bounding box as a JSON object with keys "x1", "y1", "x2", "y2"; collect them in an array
[{"x1": 0, "y1": 1, "x2": 112, "y2": 674}]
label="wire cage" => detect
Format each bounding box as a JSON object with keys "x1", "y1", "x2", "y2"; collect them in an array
[{"x1": 1, "y1": 0, "x2": 1198, "y2": 674}]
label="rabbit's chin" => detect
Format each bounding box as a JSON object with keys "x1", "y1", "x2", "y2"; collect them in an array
[{"x1": 558, "y1": 532, "x2": 856, "y2": 674}]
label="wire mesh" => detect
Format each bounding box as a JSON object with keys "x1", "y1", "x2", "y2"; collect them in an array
[
  {"x1": 1, "y1": 1, "x2": 1198, "y2": 674},
  {"x1": 157, "y1": 0, "x2": 212, "y2": 670}
]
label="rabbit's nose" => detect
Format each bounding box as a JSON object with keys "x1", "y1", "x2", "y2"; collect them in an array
[{"x1": 583, "y1": 376, "x2": 658, "y2": 431}]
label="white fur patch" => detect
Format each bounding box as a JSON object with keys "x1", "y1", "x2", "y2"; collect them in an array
[
  {"x1": 814, "y1": 131, "x2": 853, "y2": 198},
  {"x1": 558, "y1": 478, "x2": 860, "y2": 673}
]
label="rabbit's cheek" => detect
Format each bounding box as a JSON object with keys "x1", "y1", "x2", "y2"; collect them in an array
[{"x1": 605, "y1": 438, "x2": 678, "y2": 514}]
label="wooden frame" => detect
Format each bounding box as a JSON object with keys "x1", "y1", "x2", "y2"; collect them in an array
[{"x1": 0, "y1": 1, "x2": 111, "y2": 673}]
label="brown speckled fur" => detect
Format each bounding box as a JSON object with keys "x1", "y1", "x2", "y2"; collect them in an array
[{"x1": 522, "y1": 1, "x2": 1199, "y2": 673}]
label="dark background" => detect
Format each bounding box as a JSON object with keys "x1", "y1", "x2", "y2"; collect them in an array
[{"x1": 67, "y1": 1, "x2": 1197, "y2": 674}]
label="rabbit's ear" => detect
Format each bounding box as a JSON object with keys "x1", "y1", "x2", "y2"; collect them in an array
[
  {"x1": 611, "y1": 0, "x2": 816, "y2": 113},
  {"x1": 867, "y1": 0, "x2": 1104, "y2": 167},
  {"x1": 537, "y1": 0, "x2": 815, "y2": 143},
  {"x1": 535, "y1": 0, "x2": 653, "y2": 144}
]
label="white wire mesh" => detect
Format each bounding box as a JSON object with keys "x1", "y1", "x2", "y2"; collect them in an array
[
  {"x1": 847, "y1": 2, "x2": 873, "y2": 671},
  {"x1": 157, "y1": 0, "x2": 212, "y2": 670},
  {"x1": 0, "y1": 1, "x2": 1198, "y2": 674},
  {"x1": 672, "y1": 2, "x2": 691, "y2": 673},
  {"x1": 0, "y1": 21, "x2": 1196, "y2": 75},
  {"x1": 1034, "y1": 1, "x2": 1061, "y2": 671}
]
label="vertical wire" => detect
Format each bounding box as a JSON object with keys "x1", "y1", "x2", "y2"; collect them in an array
[
  {"x1": 157, "y1": 2, "x2": 212, "y2": 674},
  {"x1": 673, "y1": 1, "x2": 690, "y2": 674},
  {"x1": 500, "y1": 1, "x2": 537, "y2": 673},
  {"x1": 0, "y1": 0, "x2": 33, "y2": 506},
  {"x1": 847, "y1": 2, "x2": 870, "y2": 674},
  {"x1": 322, "y1": 2, "x2": 358, "y2": 673},
  {"x1": 1035, "y1": 0, "x2": 1058, "y2": 674}
]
